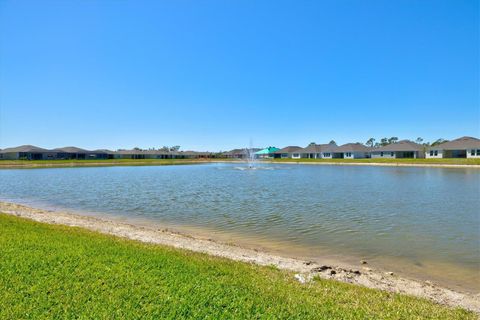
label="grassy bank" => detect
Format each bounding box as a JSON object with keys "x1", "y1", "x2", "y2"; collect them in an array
[
  {"x1": 0, "y1": 158, "x2": 226, "y2": 169},
  {"x1": 1, "y1": 157, "x2": 479, "y2": 169},
  {"x1": 0, "y1": 214, "x2": 474, "y2": 319},
  {"x1": 270, "y1": 158, "x2": 480, "y2": 165}
]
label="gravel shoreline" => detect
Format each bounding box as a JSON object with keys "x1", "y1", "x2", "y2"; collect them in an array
[{"x1": 1, "y1": 201, "x2": 478, "y2": 313}]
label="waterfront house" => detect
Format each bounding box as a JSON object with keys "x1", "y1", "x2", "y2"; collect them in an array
[
  {"x1": 319, "y1": 143, "x2": 341, "y2": 159},
  {"x1": 223, "y1": 149, "x2": 248, "y2": 159},
  {"x1": 370, "y1": 140, "x2": 425, "y2": 159},
  {"x1": 293, "y1": 142, "x2": 339, "y2": 159},
  {"x1": 0, "y1": 145, "x2": 56, "y2": 160},
  {"x1": 294, "y1": 144, "x2": 322, "y2": 159},
  {"x1": 335, "y1": 143, "x2": 372, "y2": 159},
  {"x1": 53, "y1": 147, "x2": 111, "y2": 160},
  {"x1": 255, "y1": 147, "x2": 279, "y2": 159},
  {"x1": 273, "y1": 146, "x2": 302, "y2": 158},
  {"x1": 114, "y1": 149, "x2": 172, "y2": 159},
  {"x1": 426, "y1": 136, "x2": 480, "y2": 158}
]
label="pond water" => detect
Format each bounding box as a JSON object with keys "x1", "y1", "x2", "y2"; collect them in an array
[{"x1": 1, "y1": 163, "x2": 479, "y2": 291}]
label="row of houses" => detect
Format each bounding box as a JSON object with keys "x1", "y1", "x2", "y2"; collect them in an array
[
  {"x1": 227, "y1": 136, "x2": 480, "y2": 160},
  {"x1": 1, "y1": 136, "x2": 479, "y2": 161},
  {"x1": 0, "y1": 146, "x2": 216, "y2": 160}
]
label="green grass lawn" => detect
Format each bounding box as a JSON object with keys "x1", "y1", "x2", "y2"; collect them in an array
[
  {"x1": 0, "y1": 158, "x2": 222, "y2": 168},
  {"x1": 0, "y1": 214, "x2": 474, "y2": 319},
  {"x1": 1, "y1": 157, "x2": 479, "y2": 169}
]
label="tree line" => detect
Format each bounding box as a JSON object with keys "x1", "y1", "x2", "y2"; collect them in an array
[
  {"x1": 364, "y1": 137, "x2": 448, "y2": 148},
  {"x1": 117, "y1": 146, "x2": 181, "y2": 152}
]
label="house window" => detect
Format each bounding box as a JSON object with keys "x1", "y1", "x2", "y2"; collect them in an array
[
  {"x1": 430, "y1": 151, "x2": 433, "y2": 156},
  {"x1": 380, "y1": 152, "x2": 384, "y2": 156},
  {"x1": 434, "y1": 150, "x2": 438, "y2": 156},
  {"x1": 391, "y1": 152, "x2": 394, "y2": 157},
  {"x1": 345, "y1": 152, "x2": 352, "y2": 157},
  {"x1": 471, "y1": 150, "x2": 475, "y2": 156},
  {"x1": 323, "y1": 153, "x2": 330, "y2": 157},
  {"x1": 476, "y1": 149, "x2": 480, "y2": 156}
]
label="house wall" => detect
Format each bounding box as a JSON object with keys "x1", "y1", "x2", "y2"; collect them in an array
[
  {"x1": 0, "y1": 152, "x2": 19, "y2": 160},
  {"x1": 42, "y1": 152, "x2": 57, "y2": 160},
  {"x1": 371, "y1": 151, "x2": 396, "y2": 159},
  {"x1": 343, "y1": 152, "x2": 368, "y2": 159},
  {"x1": 467, "y1": 149, "x2": 480, "y2": 158},
  {"x1": 298, "y1": 153, "x2": 316, "y2": 159},
  {"x1": 426, "y1": 149, "x2": 443, "y2": 159}
]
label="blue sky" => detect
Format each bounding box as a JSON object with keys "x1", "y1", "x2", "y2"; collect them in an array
[{"x1": 0, "y1": 0, "x2": 478, "y2": 151}]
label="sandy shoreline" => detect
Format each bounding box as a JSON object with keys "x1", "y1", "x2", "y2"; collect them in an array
[{"x1": 1, "y1": 200, "x2": 479, "y2": 313}]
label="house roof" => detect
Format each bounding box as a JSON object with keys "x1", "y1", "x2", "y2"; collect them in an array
[
  {"x1": 373, "y1": 140, "x2": 424, "y2": 152},
  {"x1": 114, "y1": 150, "x2": 152, "y2": 155},
  {"x1": 53, "y1": 146, "x2": 90, "y2": 153},
  {"x1": 92, "y1": 149, "x2": 114, "y2": 154},
  {"x1": 336, "y1": 143, "x2": 371, "y2": 152},
  {"x1": 0, "y1": 145, "x2": 50, "y2": 153},
  {"x1": 255, "y1": 147, "x2": 280, "y2": 154},
  {"x1": 297, "y1": 143, "x2": 338, "y2": 154},
  {"x1": 274, "y1": 146, "x2": 302, "y2": 154},
  {"x1": 180, "y1": 151, "x2": 212, "y2": 156},
  {"x1": 428, "y1": 136, "x2": 480, "y2": 150}
]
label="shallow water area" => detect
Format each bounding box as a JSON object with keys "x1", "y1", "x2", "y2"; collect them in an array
[{"x1": 1, "y1": 162, "x2": 479, "y2": 292}]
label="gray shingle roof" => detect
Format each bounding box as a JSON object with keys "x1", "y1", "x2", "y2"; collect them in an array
[
  {"x1": 373, "y1": 140, "x2": 424, "y2": 152},
  {"x1": 53, "y1": 146, "x2": 90, "y2": 153},
  {"x1": 335, "y1": 143, "x2": 371, "y2": 152},
  {"x1": 297, "y1": 143, "x2": 337, "y2": 153},
  {"x1": 274, "y1": 146, "x2": 302, "y2": 154},
  {"x1": 428, "y1": 136, "x2": 480, "y2": 150},
  {"x1": 0, "y1": 145, "x2": 50, "y2": 153}
]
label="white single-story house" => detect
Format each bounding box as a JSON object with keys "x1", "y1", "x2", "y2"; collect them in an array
[
  {"x1": 370, "y1": 140, "x2": 425, "y2": 159},
  {"x1": 293, "y1": 144, "x2": 322, "y2": 159},
  {"x1": 335, "y1": 143, "x2": 372, "y2": 159},
  {"x1": 319, "y1": 144, "x2": 342, "y2": 159},
  {"x1": 273, "y1": 146, "x2": 302, "y2": 159},
  {"x1": 426, "y1": 136, "x2": 480, "y2": 159},
  {"x1": 293, "y1": 142, "x2": 339, "y2": 159}
]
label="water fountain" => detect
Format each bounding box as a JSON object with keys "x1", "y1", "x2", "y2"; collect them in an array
[{"x1": 245, "y1": 146, "x2": 256, "y2": 169}]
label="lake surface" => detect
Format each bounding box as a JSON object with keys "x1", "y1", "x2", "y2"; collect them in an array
[{"x1": 1, "y1": 163, "x2": 479, "y2": 291}]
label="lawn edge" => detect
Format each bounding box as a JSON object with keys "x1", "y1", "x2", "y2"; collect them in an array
[{"x1": 0, "y1": 200, "x2": 478, "y2": 313}]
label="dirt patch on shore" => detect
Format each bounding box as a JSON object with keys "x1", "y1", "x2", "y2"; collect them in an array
[{"x1": 1, "y1": 201, "x2": 478, "y2": 313}]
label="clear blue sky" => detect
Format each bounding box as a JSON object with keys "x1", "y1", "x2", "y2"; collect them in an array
[{"x1": 0, "y1": 0, "x2": 478, "y2": 151}]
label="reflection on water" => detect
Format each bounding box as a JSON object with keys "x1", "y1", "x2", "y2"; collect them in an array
[{"x1": 1, "y1": 163, "x2": 479, "y2": 291}]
